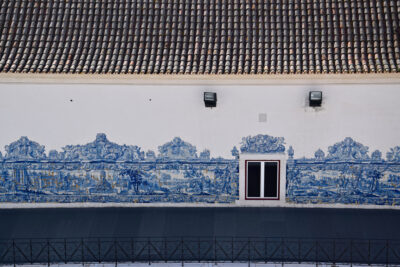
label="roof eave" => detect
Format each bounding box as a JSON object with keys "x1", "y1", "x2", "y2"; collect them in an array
[{"x1": 0, "y1": 73, "x2": 400, "y2": 85}]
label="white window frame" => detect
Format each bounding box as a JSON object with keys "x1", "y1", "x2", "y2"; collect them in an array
[
  {"x1": 245, "y1": 160, "x2": 280, "y2": 200},
  {"x1": 238, "y1": 153, "x2": 286, "y2": 205}
]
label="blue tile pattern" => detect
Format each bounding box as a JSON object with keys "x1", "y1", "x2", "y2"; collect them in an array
[
  {"x1": 240, "y1": 134, "x2": 285, "y2": 153},
  {"x1": 5, "y1": 137, "x2": 46, "y2": 160},
  {"x1": 0, "y1": 134, "x2": 238, "y2": 203},
  {"x1": 1, "y1": 133, "x2": 400, "y2": 206},
  {"x1": 287, "y1": 138, "x2": 400, "y2": 206},
  {"x1": 387, "y1": 147, "x2": 400, "y2": 162}
]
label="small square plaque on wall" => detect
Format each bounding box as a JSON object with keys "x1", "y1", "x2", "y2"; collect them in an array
[{"x1": 258, "y1": 113, "x2": 267, "y2": 123}]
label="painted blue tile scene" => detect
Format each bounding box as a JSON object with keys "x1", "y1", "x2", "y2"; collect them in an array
[
  {"x1": 0, "y1": 134, "x2": 239, "y2": 203},
  {"x1": 286, "y1": 138, "x2": 400, "y2": 206},
  {"x1": 240, "y1": 134, "x2": 285, "y2": 153},
  {"x1": 1, "y1": 133, "x2": 400, "y2": 206}
]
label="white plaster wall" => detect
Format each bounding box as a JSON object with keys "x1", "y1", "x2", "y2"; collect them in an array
[{"x1": 0, "y1": 82, "x2": 400, "y2": 159}]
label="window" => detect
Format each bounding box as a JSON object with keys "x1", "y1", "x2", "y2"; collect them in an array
[{"x1": 245, "y1": 160, "x2": 280, "y2": 200}]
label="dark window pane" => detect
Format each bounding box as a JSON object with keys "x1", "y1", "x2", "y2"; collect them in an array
[
  {"x1": 264, "y1": 162, "x2": 278, "y2": 198},
  {"x1": 247, "y1": 162, "x2": 261, "y2": 197}
]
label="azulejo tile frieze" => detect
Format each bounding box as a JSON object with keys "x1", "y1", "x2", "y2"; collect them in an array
[
  {"x1": 1, "y1": 133, "x2": 400, "y2": 206},
  {"x1": 0, "y1": 133, "x2": 239, "y2": 203},
  {"x1": 287, "y1": 138, "x2": 400, "y2": 206},
  {"x1": 240, "y1": 134, "x2": 286, "y2": 154}
]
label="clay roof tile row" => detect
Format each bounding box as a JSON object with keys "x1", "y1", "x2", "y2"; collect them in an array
[{"x1": 0, "y1": 0, "x2": 399, "y2": 74}]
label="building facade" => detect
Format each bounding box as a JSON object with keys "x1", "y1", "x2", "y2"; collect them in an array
[{"x1": 0, "y1": 0, "x2": 400, "y2": 209}]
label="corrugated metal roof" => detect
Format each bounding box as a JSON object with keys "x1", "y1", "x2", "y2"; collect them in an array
[{"x1": 0, "y1": 0, "x2": 399, "y2": 75}]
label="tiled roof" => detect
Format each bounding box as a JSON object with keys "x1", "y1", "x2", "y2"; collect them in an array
[{"x1": 0, "y1": 0, "x2": 399, "y2": 75}]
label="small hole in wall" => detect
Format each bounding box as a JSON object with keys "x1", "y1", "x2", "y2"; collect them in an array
[
  {"x1": 149, "y1": 99, "x2": 152, "y2": 102},
  {"x1": 69, "y1": 99, "x2": 73, "y2": 102}
]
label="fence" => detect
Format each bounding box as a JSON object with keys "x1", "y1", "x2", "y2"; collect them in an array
[{"x1": 1, "y1": 237, "x2": 400, "y2": 265}]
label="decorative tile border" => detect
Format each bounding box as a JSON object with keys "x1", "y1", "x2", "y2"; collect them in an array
[
  {"x1": 287, "y1": 138, "x2": 400, "y2": 206},
  {"x1": 1, "y1": 133, "x2": 400, "y2": 207},
  {"x1": 0, "y1": 134, "x2": 239, "y2": 203}
]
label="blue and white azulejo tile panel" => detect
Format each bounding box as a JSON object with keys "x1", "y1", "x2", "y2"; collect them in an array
[
  {"x1": 286, "y1": 138, "x2": 400, "y2": 206},
  {"x1": 0, "y1": 133, "x2": 239, "y2": 203},
  {"x1": 1, "y1": 133, "x2": 400, "y2": 206}
]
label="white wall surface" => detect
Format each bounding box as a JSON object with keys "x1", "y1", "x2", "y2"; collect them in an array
[{"x1": 0, "y1": 82, "x2": 399, "y2": 159}]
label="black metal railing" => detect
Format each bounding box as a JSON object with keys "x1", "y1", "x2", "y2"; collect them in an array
[{"x1": 1, "y1": 237, "x2": 400, "y2": 265}]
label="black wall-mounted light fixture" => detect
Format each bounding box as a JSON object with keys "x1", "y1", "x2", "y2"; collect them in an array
[
  {"x1": 309, "y1": 91, "x2": 322, "y2": 107},
  {"x1": 204, "y1": 92, "x2": 217, "y2": 108}
]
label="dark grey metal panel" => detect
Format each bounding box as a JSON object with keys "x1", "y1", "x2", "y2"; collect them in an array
[{"x1": 0, "y1": 207, "x2": 399, "y2": 240}]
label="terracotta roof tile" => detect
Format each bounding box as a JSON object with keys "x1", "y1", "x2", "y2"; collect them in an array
[{"x1": 0, "y1": 0, "x2": 399, "y2": 74}]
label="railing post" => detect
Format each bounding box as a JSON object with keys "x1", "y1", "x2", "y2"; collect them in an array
[
  {"x1": 298, "y1": 239, "x2": 301, "y2": 264},
  {"x1": 165, "y1": 238, "x2": 168, "y2": 263},
  {"x1": 98, "y1": 238, "x2": 101, "y2": 263},
  {"x1": 333, "y1": 240, "x2": 336, "y2": 265},
  {"x1": 148, "y1": 238, "x2": 151, "y2": 264},
  {"x1": 232, "y1": 237, "x2": 234, "y2": 263},
  {"x1": 64, "y1": 238, "x2": 67, "y2": 263},
  {"x1": 198, "y1": 237, "x2": 201, "y2": 262},
  {"x1": 47, "y1": 239, "x2": 50, "y2": 266},
  {"x1": 81, "y1": 238, "x2": 84, "y2": 266},
  {"x1": 30, "y1": 239, "x2": 33, "y2": 264},
  {"x1": 12, "y1": 239, "x2": 16, "y2": 267},
  {"x1": 368, "y1": 240, "x2": 371, "y2": 265},
  {"x1": 115, "y1": 239, "x2": 118, "y2": 267},
  {"x1": 214, "y1": 237, "x2": 217, "y2": 263},
  {"x1": 350, "y1": 240, "x2": 353, "y2": 266},
  {"x1": 386, "y1": 239, "x2": 389, "y2": 266},
  {"x1": 181, "y1": 237, "x2": 184, "y2": 265},
  {"x1": 264, "y1": 238, "x2": 268, "y2": 263},
  {"x1": 131, "y1": 238, "x2": 135, "y2": 263},
  {"x1": 248, "y1": 238, "x2": 251, "y2": 264}
]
